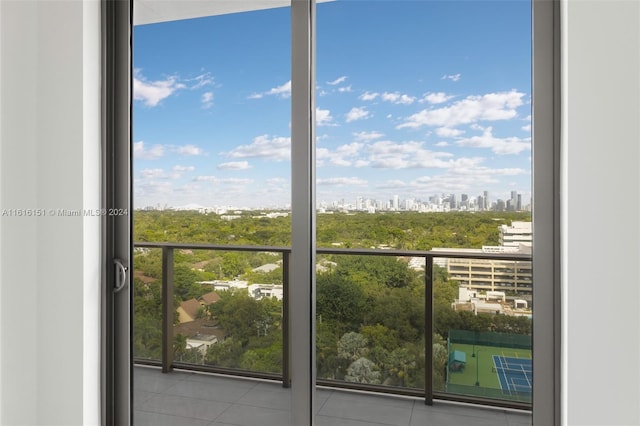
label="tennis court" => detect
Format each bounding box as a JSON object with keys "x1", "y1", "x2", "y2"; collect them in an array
[{"x1": 492, "y1": 355, "x2": 532, "y2": 395}]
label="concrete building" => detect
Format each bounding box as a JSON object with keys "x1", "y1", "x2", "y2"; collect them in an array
[
  {"x1": 248, "y1": 283, "x2": 284, "y2": 301},
  {"x1": 499, "y1": 221, "x2": 533, "y2": 248},
  {"x1": 198, "y1": 279, "x2": 249, "y2": 292},
  {"x1": 433, "y1": 246, "x2": 533, "y2": 294}
]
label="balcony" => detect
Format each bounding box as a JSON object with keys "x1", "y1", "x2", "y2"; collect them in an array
[
  {"x1": 133, "y1": 242, "x2": 533, "y2": 424},
  {"x1": 134, "y1": 365, "x2": 532, "y2": 426}
]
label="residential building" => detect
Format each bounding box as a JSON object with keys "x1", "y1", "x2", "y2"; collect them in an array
[
  {"x1": 248, "y1": 283, "x2": 284, "y2": 301},
  {"x1": 198, "y1": 279, "x2": 249, "y2": 292},
  {"x1": 499, "y1": 221, "x2": 533, "y2": 248},
  {"x1": 433, "y1": 246, "x2": 533, "y2": 294},
  {"x1": 177, "y1": 298, "x2": 201, "y2": 323},
  {"x1": 199, "y1": 290, "x2": 221, "y2": 305}
]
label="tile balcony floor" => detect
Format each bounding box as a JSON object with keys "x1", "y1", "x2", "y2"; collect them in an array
[{"x1": 134, "y1": 366, "x2": 531, "y2": 426}]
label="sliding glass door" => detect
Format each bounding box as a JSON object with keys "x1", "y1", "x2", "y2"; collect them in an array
[
  {"x1": 105, "y1": 0, "x2": 560, "y2": 424},
  {"x1": 131, "y1": 2, "x2": 298, "y2": 425}
]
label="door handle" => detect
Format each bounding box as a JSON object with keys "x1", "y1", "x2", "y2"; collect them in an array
[{"x1": 114, "y1": 258, "x2": 128, "y2": 293}]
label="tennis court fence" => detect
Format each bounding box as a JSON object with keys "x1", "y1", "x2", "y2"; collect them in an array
[{"x1": 449, "y1": 329, "x2": 532, "y2": 349}]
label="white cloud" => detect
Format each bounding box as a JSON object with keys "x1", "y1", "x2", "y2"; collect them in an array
[
  {"x1": 327, "y1": 76, "x2": 348, "y2": 85},
  {"x1": 317, "y1": 142, "x2": 365, "y2": 167},
  {"x1": 335, "y1": 142, "x2": 363, "y2": 157},
  {"x1": 267, "y1": 177, "x2": 287, "y2": 184},
  {"x1": 317, "y1": 177, "x2": 368, "y2": 186},
  {"x1": 377, "y1": 179, "x2": 408, "y2": 189},
  {"x1": 248, "y1": 80, "x2": 291, "y2": 99},
  {"x1": 358, "y1": 91, "x2": 416, "y2": 104},
  {"x1": 134, "y1": 141, "x2": 164, "y2": 160},
  {"x1": 193, "y1": 176, "x2": 253, "y2": 185},
  {"x1": 522, "y1": 124, "x2": 531, "y2": 132},
  {"x1": 175, "y1": 144, "x2": 204, "y2": 156},
  {"x1": 169, "y1": 165, "x2": 195, "y2": 179},
  {"x1": 397, "y1": 90, "x2": 526, "y2": 129},
  {"x1": 353, "y1": 131, "x2": 384, "y2": 142},
  {"x1": 217, "y1": 161, "x2": 252, "y2": 170},
  {"x1": 140, "y1": 166, "x2": 195, "y2": 180},
  {"x1": 316, "y1": 108, "x2": 336, "y2": 126},
  {"x1": 201, "y1": 92, "x2": 213, "y2": 109},
  {"x1": 140, "y1": 168, "x2": 166, "y2": 179},
  {"x1": 435, "y1": 127, "x2": 465, "y2": 137},
  {"x1": 442, "y1": 73, "x2": 461, "y2": 82},
  {"x1": 359, "y1": 92, "x2": 379, "y2": 101},
  {"x1": 345, "y1": 107, "x2": 371, "y2": 123},
  {"x1": 172, "y1": 165, "x2": 195, "y2": 173},
  {"x1": 337, "y1": 85, "x2": 353, "y2": 93},
  {"x1": 381, "y1": 92, "x2": 416, "y2": 105},
  {"x1": 456, "y1": 127, "x2": 531, "y2": 155},
  {"x1": 193, "y1": 175, "x2": 217, "y2": 182},
  {"x1": 366, "y1": 140, "x2": 468, "y2": 169},
  {"x1": 435, "y1": 141, "x2": 449, "y2": 147},
  {"x1": 219, "y1": 178, "x2": 253, "y2": 185},
  {"x1": 373, "y1": 165, "x2": 527, "y2": 195},
  {"x1": 421, "y1": 92, "x2": 455, "y2": 104},
  {"x1": 316, "y1": 137, "x2": 506, "y2": 172},
  {"x1": 225, "y1": 134, "x2": 291, "y2": 161},
  {"x1": 135, "y1": 180, "x2": 173, "y2": 198},
  {"x1": 188, "y1": 72, "x2": 214, "y2": 89},
  {"x1": 133, "y1": 69, "x2": 186, "y2": 107}
]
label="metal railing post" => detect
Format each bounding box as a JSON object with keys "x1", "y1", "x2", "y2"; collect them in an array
[
  {"x1": 162, "y1": 246, "x2": 174, "y2": 373},
  {"x1": 282, "y1": 251, "x2": 291, "y2": 388},
  {"x1": 425, "y1": 254, "x2": 434, "y2": 405}
]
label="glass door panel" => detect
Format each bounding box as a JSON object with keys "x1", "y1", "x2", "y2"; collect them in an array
[
  {"x1": 316, "y1": 1, "x2": 532, "y2": 423},
  {"x1": 132, "y1": 3, "x2": 293, "y2": 425}
]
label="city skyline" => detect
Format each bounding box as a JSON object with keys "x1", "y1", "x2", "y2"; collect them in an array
[
  {"x1": 140, "y1": 188, "x2": 530, "y2": 213},
  {"x1": 133, "y1": 1, "x2": 532, "y2": 209}
]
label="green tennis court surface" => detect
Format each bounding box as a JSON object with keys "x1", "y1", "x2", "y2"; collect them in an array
[{"x1": 446, "y1": 343, "x2": 532, "y2": 401}]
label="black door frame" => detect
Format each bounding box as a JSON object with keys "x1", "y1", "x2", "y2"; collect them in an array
[{"x1": 102, "y1": 1, "x2": 133, "y2": 425}]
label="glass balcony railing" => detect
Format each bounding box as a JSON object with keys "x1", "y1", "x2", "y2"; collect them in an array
[{"x1": 133, "y1": 242, "x2": 532, "y2": 410}]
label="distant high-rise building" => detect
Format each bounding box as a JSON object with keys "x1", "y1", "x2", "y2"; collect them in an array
[
  {"x1": 483, "y1": 191, "x2": 489, "y2": 209},
  {"x1": 517, "y1": 194, "x2": 522, "y2": 211},
  {"x1": 393, "y1": 195, "x2": 399, "y2": 210},
  {"x1": 509, "y1": 191, "x2": 518, "y2": 211}
]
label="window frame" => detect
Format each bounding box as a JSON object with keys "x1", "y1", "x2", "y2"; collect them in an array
[{"x1": 102, "y1": 0, "x2": 562, "y2": 424}]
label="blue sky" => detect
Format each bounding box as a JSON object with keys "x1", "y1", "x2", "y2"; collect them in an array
[{"x1": 133, "y1": 1, "x2": 532, "y2": 209}]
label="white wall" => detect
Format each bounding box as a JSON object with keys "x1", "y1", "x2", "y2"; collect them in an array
[
  {"x1": 0, "y1": 0, "x2": 639, "y2": 425},
  {"x1": 562, "y1": 1, "x2": 640, "y2": 425},
  {"x1": 0, "y1": 0, "x2": 101, "y2": 425}
]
